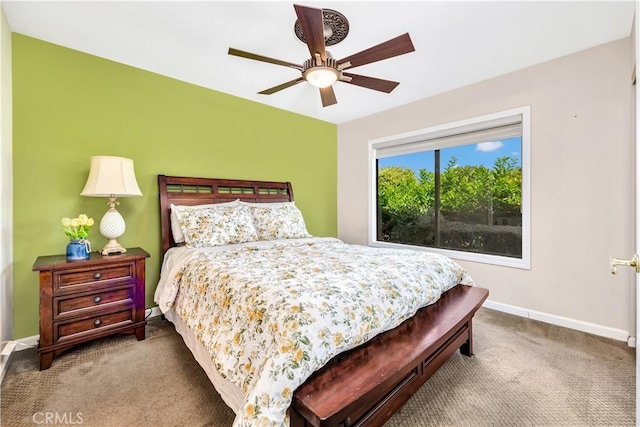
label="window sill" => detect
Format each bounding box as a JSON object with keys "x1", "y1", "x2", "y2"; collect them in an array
[{"x1": 369, "y1": 240, "x2": 531, "y2": 270}]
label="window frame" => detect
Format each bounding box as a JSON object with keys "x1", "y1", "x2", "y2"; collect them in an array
[{"x1": 368, "y1": 106, "x2": 531, "y2": 270}]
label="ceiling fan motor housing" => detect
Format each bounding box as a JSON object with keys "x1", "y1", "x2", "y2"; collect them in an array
[{"x1": 303, "y1": 57, "x2": 340, "y2": 73}]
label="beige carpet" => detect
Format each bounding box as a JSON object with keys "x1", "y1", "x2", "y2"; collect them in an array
[{"x1": 1, "y1": 308, "x2": 634, "y2": 427}]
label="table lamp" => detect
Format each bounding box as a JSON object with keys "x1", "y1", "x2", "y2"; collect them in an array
[{"x1": 80, "y1": 156, "x2": 142, "y2": 255}]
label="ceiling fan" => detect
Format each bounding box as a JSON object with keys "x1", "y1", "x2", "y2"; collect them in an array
[{"x1": 228, "y1": 4, "x2": 415, "y2": 107}]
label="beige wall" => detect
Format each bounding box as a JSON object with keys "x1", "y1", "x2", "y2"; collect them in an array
[
  {"x1": 338, "y1": 38, "x2": 634, "y2": 337},
  {"x1": 0, "y1": 6, "x2": 13, "y2": 344}
]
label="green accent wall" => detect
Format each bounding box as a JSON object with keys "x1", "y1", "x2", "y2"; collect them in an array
[{"x1": 12, "y1": 34, "x2": 337, "y2": 339}]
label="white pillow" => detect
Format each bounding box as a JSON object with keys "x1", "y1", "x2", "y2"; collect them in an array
[
  {"x1": 170, "y1": 200, "x2": 239, "y2": 244},
  {"x1": 173, "y1": 204, "x2": 258, "y2": 248},
  {"x1": 244, "y1": 202, "x2": 312, "y2": 240}
]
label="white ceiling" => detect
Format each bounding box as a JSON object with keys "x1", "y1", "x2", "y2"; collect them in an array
[{"x1": 2, "y1": 1, "x2": 636, "y2": 124}]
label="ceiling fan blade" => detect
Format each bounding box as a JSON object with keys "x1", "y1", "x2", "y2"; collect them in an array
[
  {"x1": 342, "y1": 73, "x2": 400, "y2": 93},
  {"x1": 228, "y1": 48, "x2": 303, "y2": 70},
  {"x1": 294, "y1": 4, "x2": 327, "y2": 62},
  {"x1": 337, "y1": 33, "x2": 415, "y2": 70},
  {"x1": 319, "y1": 86, "x2": 337, "y2": 107},
  {"x1": 258, "y1": 77, "x2": 305, "y2": 95}
]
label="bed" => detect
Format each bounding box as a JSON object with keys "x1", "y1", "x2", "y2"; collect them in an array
[{"x1": 155, "y1": 174, "x2": 489, "y2": 427}]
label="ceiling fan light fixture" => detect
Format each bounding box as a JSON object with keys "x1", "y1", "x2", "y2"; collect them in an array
[{"x1": 304, "y1": 67, "x2": 339, "y2": 88}]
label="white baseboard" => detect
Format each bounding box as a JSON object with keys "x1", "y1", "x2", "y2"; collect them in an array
[
  {"x1": 0, "y1": 341, "x2": 17, "y2": 383},
  {"x1": 15, "y1": 334, "x2": 38, "y2": 350},
  {"x1": 147, "y1": 306, "x2": 163, "y2": 319},
  {"x1": 482, "y1": 299, "x2": 632, "y2": 344}
]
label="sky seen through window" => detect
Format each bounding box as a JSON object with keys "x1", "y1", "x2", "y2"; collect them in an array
[{"x1": 378, "y1": 136, "x2": 522, "y2": 176}]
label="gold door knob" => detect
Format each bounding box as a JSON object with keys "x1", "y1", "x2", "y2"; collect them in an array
[{"x1": 610, "y1": 254, "x2": 640, "y2": 274}]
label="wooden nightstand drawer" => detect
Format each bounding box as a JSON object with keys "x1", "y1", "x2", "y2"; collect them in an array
[
  {"x1": 54, "y1": 264, "x2": 134, "y2": 294},
  {"x1": 55, "y1": 309, "x2": 134, "y2": 343},
  {"x1": 54, "y1": 286, "x2": 134, "y2": 320}
]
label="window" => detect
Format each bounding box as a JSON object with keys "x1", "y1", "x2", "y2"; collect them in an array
[{"x1": 369, "y1": 107, "x2": 530, "y2": 269}]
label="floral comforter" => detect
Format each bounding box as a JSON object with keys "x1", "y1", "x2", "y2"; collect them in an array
[{"x1": 155, "y1": 237, "x2": 473, "y2": 427}]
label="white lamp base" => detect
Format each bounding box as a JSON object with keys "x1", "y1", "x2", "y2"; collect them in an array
[
  {"x1": 101, "y1": 239, "x2": 127, "y2": 255},
  {"x1": 99, "y1": 205, "x2": 127, "y2": 255}
]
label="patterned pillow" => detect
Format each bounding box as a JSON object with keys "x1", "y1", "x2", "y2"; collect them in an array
[
  {"x1": 170, "y1": 200, "x2": 240, "y2": 244},
  {"x1": 173, "y1": 204, "x2": 258, "y2": 248},
  {"x1": 247, "y1": 203, "x2": 312, "y2": 240}
]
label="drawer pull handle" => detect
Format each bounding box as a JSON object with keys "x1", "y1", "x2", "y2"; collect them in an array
[
  {"x1": 94, "y1": 296, "x2": 102, "y2": 304},
  {"x1": 94, "y1": 272, "x2": 102, "y2": 280},
  {"x1": 94, "y1": 319, "x2": 101, "y2": 327}
]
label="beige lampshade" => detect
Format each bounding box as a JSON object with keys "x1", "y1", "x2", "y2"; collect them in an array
[{"x1": 80, "y1": 156, "x2": 142, "y2": 197}]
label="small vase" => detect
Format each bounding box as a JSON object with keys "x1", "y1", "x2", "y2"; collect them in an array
[{"x1": 66, "y1": 239, "x2": 91, "y2": 261}]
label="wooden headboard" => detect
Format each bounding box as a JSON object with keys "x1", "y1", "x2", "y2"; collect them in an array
[{"x1": 158, "y1": 175, "x2": 294, "y2": 254}]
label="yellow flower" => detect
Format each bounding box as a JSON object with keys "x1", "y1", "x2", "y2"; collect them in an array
[
  {"x1": 61, "y1": 213, "x2": 94, "y2": 240},
  {"x1": 260, "y1": 393, "x2": 270, "y2": 406},
  {"x1": 222, "y1": 296, "x2": 231, "y2": 309},
  {"x1": 250, "y1": 309, "x2": 263, "y2": 322},
  {"x1": 281, "y1": 387, "x2": 291, "y2": 399},
  {"x1": 279, "y1": 339, "x2": 294, "y2": 353},
  {"x1": 293, "y1": 348, "x2": 304, "y2": 362},
  {"x1": 333, "y1": 332, "x2": 343, "y2": 346},
  {"x1": 245, "y1": 404, "x2": 255, "y2": 417}
]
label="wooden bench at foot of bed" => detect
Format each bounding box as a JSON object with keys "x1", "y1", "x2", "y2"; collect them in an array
[{"x1": 291, "y1": 284, "x2": 489, "y2": 427}]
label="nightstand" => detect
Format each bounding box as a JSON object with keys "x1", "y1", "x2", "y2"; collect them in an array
[{"x1": 32, "y1": 247, "x2": 150, "y2": 370}]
